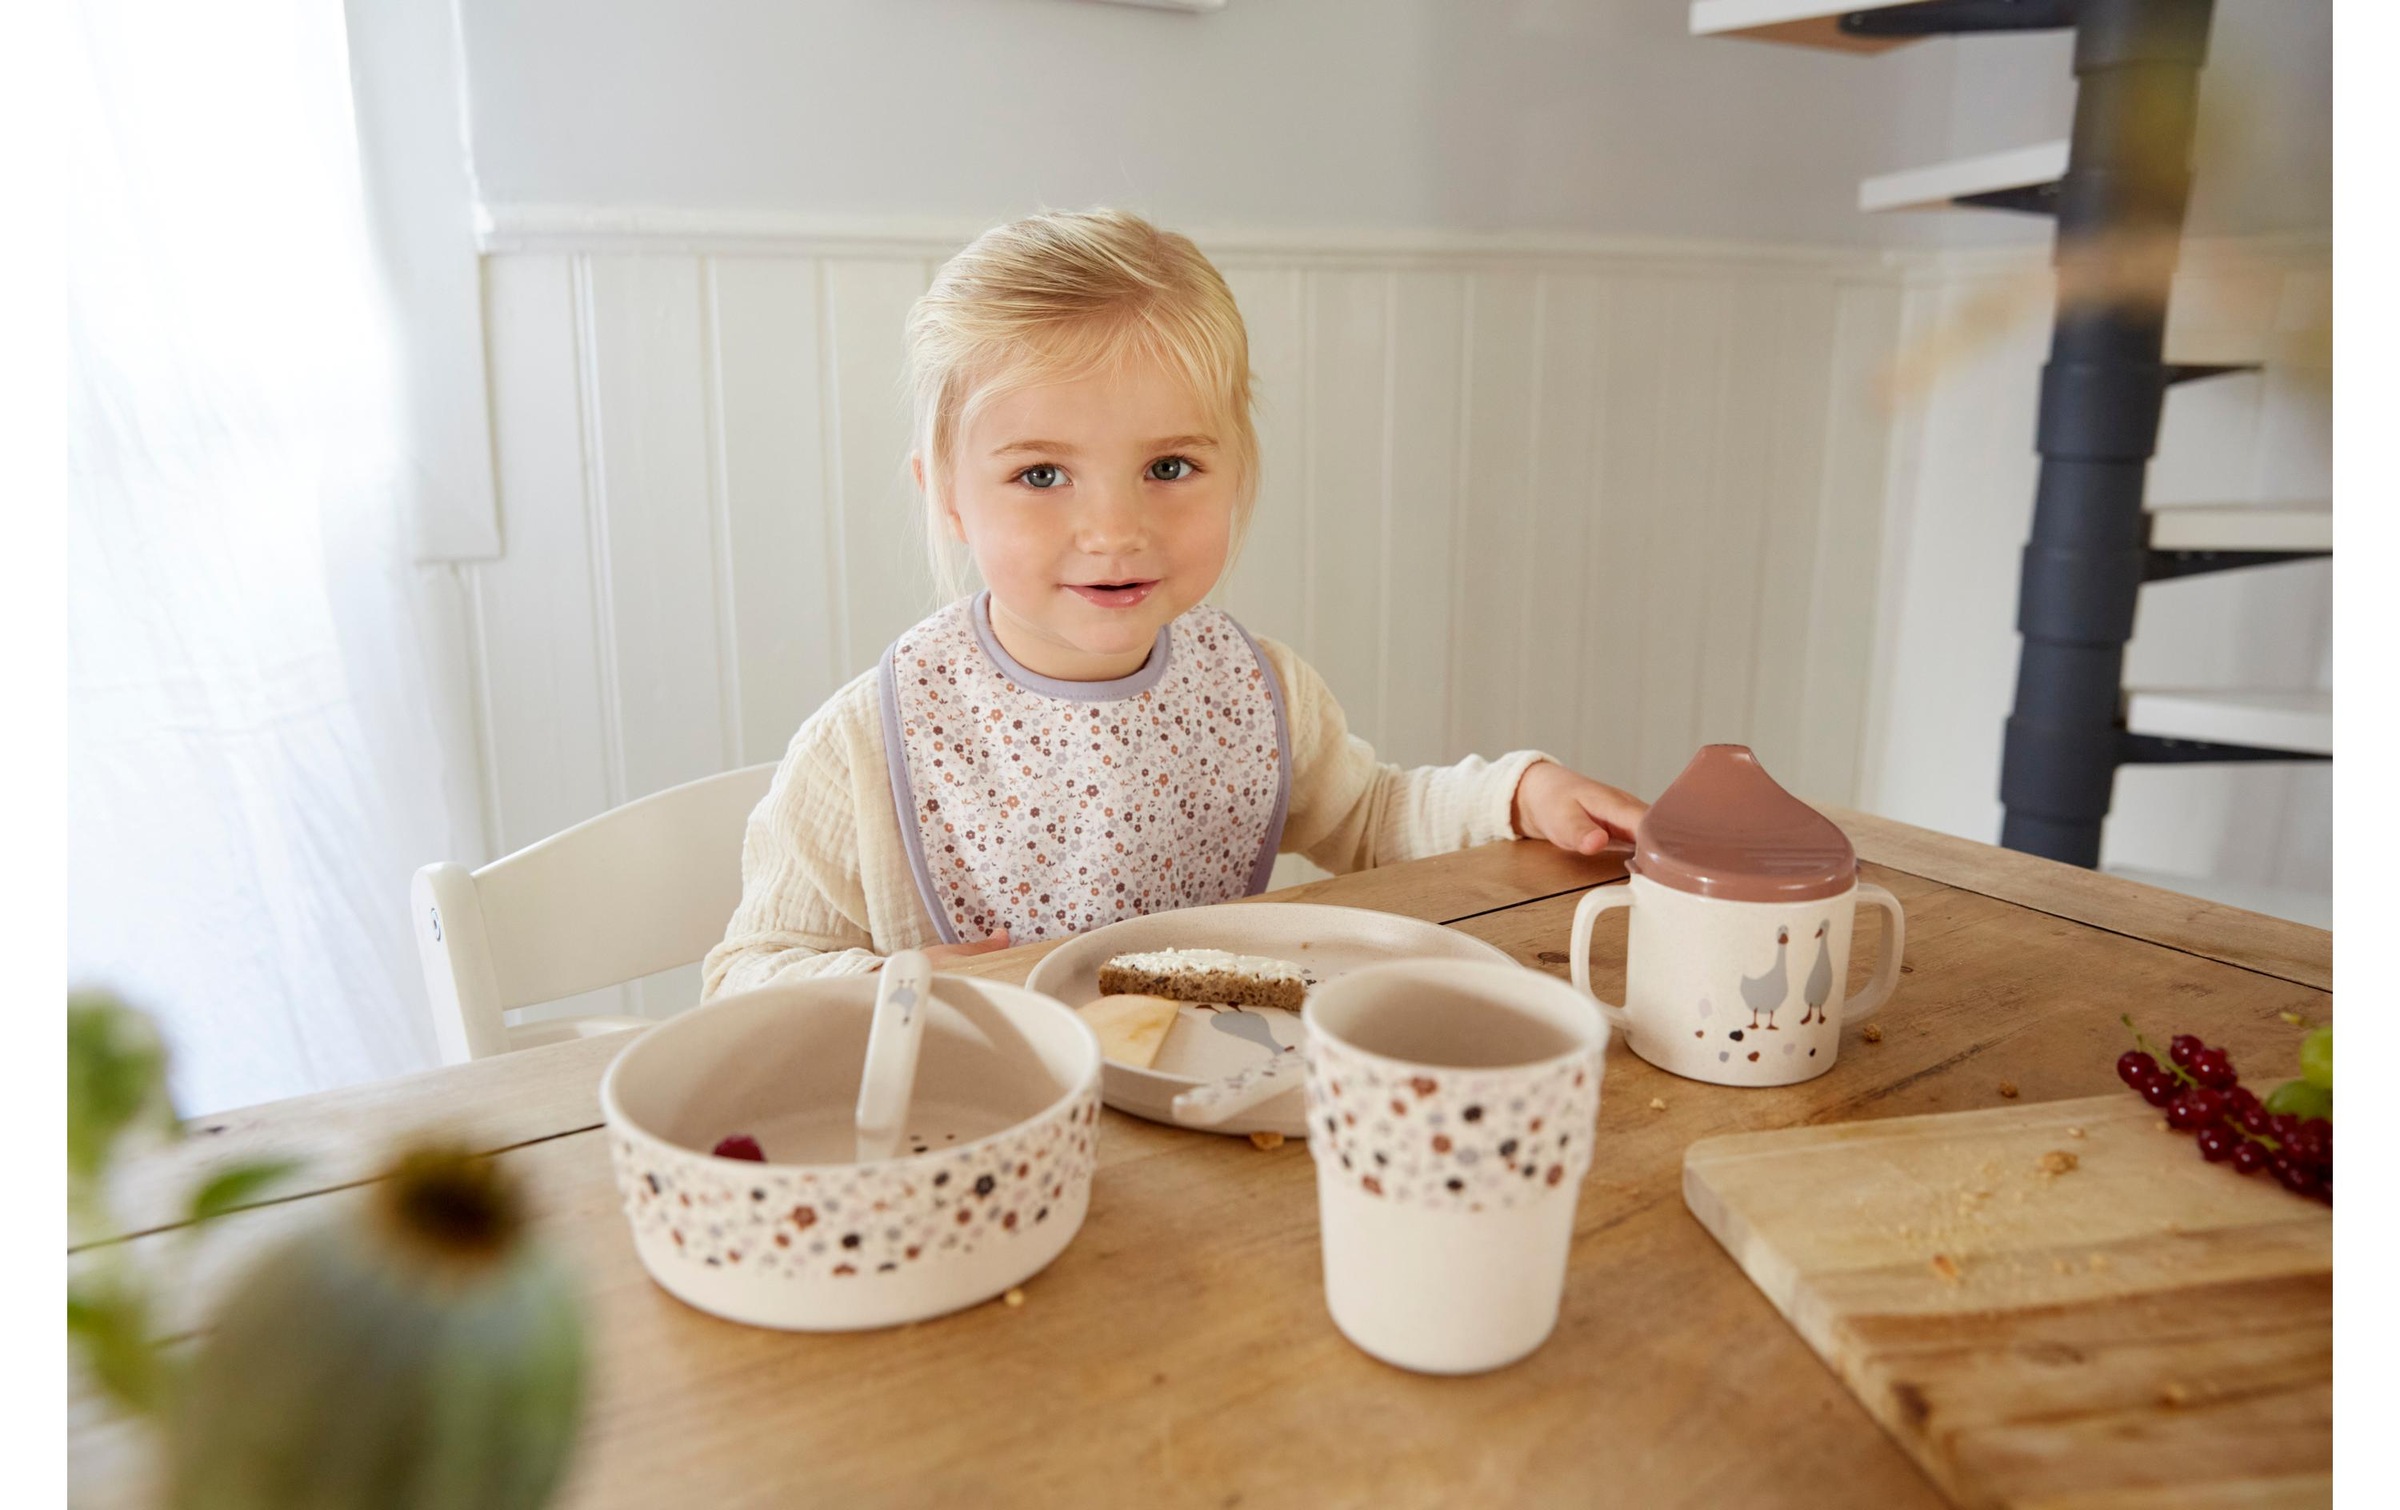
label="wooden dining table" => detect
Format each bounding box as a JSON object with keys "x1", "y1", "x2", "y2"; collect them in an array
[{"x1": 68, "y1": 810, "x2": 2334, "y2": 1508}]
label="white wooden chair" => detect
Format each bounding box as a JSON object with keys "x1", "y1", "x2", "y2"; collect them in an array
[{"x1": 411, "y1": 763, "x2": 777, "y2": 1062}]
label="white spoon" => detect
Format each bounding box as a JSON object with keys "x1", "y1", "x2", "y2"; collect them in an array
[
  {"x1": 855, "y1": 950, "x2": 932, "y2": 1163},
  {"x1": 1170, "y1": 1048, "x2": 1306, "y2": 1128}
]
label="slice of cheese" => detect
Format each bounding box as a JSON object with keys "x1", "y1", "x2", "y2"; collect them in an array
[{"x1": 1078, "y1": 994, "x2": 1183, "y2": 1070}]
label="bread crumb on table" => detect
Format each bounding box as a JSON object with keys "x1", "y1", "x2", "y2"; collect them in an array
[
  {"x1": 1998, "y1": 1081, "x2": 2020, "y2": 1099},
  {"x1": 2159, "y1": 1381, "x2": 2192, "y2": 1407},
  {"x1": 1003, "y1": 1287, "x2": 1026, "y2": 1308},
  {"x1": 1860, "y1": 1024, "x2": 1883, "y2": 1044},
  {"x1": 2067, "y1": 1126, "x2": 2087, "y2": 1139},
  {"x1": 2279, "y1": 1010, "x2": 2307, "y2": 1026},
  {"x1": 2037, "y1": 1150, "x2": 2080, "y2": 1176},
  {"x1": 1930, "y1": 1253, "x2": 1963, "y2": 1284},
  {"x1": 1648, "y1": 1097, "x2": 1668, "y2": 1111},
  {"x1": 1248, "y1": 1130, "x2": 1285, "y2": 1151}
]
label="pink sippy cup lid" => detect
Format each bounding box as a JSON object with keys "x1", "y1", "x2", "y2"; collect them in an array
[{"x1": 1629, "y1": 745, "x2": 1858, "y2": 903}]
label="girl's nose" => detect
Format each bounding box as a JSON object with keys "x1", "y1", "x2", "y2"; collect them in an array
[{"x1": 1072, "y1": 480, "x2": 1146, "y2": 555}]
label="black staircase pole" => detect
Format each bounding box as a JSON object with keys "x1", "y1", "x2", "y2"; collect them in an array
[{"x1": 1997, "y1": 0, "x2": 2216, "y2": 866}]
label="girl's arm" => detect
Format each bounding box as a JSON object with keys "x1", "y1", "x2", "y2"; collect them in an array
[
  {"x1": 1258, "y1": 637, "x2": 1557, "y2": 874},
  {"x1": 701, "y1": 730, "x2": 885, "y2": 997},
  {"x1": 702, "y1": 674, "x2": 1018, "y2": 996}
]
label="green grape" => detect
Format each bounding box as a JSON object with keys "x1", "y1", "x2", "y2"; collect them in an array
[
  {"x1": 2263, "y1": 1078, "x2": 2332, "y2": 1122},
  {"x1": 2299, "y1": 1026, "x2": 2332, "y2": 1092}
]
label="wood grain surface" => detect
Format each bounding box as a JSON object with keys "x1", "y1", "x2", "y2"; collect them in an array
[
  {"x1": 69, "y1": 828, "x2": 2335, "y2": 1509},
  {"x1": 1685, "y1": 1095, "x2": 2331, "y2": 1510},
  {"x1": 1828, "y1": 806, "x2": 2332, "y2": 992}
]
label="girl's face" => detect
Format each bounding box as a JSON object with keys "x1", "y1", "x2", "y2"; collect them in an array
[{"x1": 935, "y1": 354, "x2": 1239, "y2": 681}]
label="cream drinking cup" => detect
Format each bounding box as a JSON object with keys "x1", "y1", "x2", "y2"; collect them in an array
[
  {"x1": 1570, "y1": 875, "x2": 1903, "y2": 1088},
  {"x1": 1303, "y1": 960, "x2": 1606, "y2": 1375}
]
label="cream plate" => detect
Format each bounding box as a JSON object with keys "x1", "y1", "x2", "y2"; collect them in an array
[{"x1": 1023, "y1": 902, "x2": 1513, "y2": 1138}]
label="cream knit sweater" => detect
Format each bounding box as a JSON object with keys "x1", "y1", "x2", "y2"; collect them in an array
[{"x1": 701, "y1": 634, "x2": 1552, "y2": 997}]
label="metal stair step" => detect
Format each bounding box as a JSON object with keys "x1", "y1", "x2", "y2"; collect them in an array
[
  {"x1": 2148, "y1": 505, "x2": 2331, "y2": 554},
  {"x1": 1860, "y1": 140, "x2": 2068, "y2": 214},
  {"x1": 1692, "y1": 0, "x2": 2077, "y2": 53},
  {"x1": 2123, "y1": 689, "x2": 2332, "y2": 758},
  {"x1": 1690, "y1": 0, "x2": 1924, "y2": 52}
]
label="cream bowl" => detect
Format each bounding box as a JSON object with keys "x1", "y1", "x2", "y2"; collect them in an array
[{"x1": 599, "y1": 973, "x2": 1101, "y2": 1331}]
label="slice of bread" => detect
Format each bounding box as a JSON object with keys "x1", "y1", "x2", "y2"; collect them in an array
[{"x1": 1097, "y1": 948, "x2": 1309, "y2": 1012}]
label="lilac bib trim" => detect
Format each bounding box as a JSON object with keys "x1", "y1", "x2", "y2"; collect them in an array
[{"x1": 878, "y1": 594, "x2": 1291, "y2": 946}]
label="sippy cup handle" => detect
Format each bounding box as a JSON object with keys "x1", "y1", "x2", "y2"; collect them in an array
[
  {"x1": 1845, "y1": 882, "x2": 1907, "y2": 1019},
  {"x1": 1569, "y1": 886, "x2": 1636, "y2": 1033}
]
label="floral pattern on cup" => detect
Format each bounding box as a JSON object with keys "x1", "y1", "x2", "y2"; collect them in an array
[
  {"x1": 1303, "y1": 1032, "x2": 1600, "y2": 1212},
  {"x1": 609, "y1": 1089, "x2": 1100, "y2": 1279}
]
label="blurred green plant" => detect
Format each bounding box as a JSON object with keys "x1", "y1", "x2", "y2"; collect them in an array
[
  {"x1": 67, "y1": 990, "x2": 300, "y2": 1416},
  {"x1": 169, "y1": 1147, "x2": 588, "y2": 1510},
  {"x1": 68, "y1": 990, "x2": 188, "y2": 1228},
  {"x1": 67, "y1": 990, "x2": 587, "y2": 1509}
]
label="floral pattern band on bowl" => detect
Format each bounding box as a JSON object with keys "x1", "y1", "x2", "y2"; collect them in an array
[{"x1": 609, "y1": 1089, "x2": 1100, "y2": 1281}]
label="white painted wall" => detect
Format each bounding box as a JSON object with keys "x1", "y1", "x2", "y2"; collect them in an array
[
  {"x1": 458, "y1": 0, "x2": 1932, "y2": 248},
  {"x1": 456, "y1": 1, "x2": 2326, "y2": 254}
]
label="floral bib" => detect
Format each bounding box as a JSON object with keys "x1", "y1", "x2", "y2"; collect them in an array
[{"x1": 878, "y1": 594, "x2": 1290, "y2": 945}]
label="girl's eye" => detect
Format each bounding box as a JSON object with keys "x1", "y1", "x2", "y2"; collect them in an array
[
  {"x1": 1016, "y1": 464, "x2": 1065, "y2": 490},
  {"x1": 1147, "y1": 456, "x2": 1197, "y2": 482}
]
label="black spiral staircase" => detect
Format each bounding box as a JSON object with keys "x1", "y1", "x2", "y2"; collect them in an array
[{"x1": 1695, "y1": 0, "x2": 2331, "y2": 869}]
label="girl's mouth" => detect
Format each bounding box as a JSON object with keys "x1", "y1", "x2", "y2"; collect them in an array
[{"x1": 1065, "y1": 579, "x2": 1159, "y2": 609}]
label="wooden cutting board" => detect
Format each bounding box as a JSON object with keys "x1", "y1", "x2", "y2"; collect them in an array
[{"x1": 1683, "y1": 1094, "x2": 2331, "y2": 1510}]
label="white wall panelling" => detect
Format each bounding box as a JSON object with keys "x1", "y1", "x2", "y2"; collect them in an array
[
  {"x1": 470, "y1": 223, "x2": 1910, "y2": 1017},
  {"x1": 475, "y1": 255, "x2": 615, "y2": 856}
]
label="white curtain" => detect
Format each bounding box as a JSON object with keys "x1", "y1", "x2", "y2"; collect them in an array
[{"x1": 69, "y1": 0, "x2": 465, "y2": 1113}]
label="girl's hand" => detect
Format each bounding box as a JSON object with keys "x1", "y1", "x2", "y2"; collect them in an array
[
  {"x1": 914, "y1": 930, "x2": 1015, "y2": 969},
  {"x1": 1511, "y1": 762, "x2": 1646, "y2": 857}
]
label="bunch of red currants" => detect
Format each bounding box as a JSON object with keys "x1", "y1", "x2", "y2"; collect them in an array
[{"x1": 2116, "y1": 1020, "x2": 2331, "y2": 1203}]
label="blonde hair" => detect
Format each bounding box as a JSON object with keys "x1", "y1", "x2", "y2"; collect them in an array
[{"x1": 905, "y1": 209, "x2": 1259, "y2": 603}]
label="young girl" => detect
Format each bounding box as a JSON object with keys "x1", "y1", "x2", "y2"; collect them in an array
[{"x1": 703, "y1": 210, "x2": 1645, "y2": 991}]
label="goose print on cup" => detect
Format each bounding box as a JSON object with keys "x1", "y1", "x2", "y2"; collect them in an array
[
  {"x1": 1741, "y1": 927, "x2": 1792, "y2": 1031},
  {"x1": 1711, "y1": 915, "x2": 1843, "y2": 1069},
  {"x1": 1799, "y1": 921, "x2": 1833, "y2": 1026}
]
